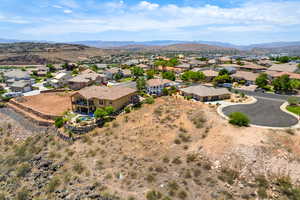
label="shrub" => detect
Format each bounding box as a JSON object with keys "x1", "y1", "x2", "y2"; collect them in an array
[
  {"x1": 288, "y1": 97, "x2": 300, "y2": 106},
  {"x1": 16, "y1": 188, "x2": 30, "y2": 200},
  {"x1": 16, "y1": 163, "x2": 31, "y2": 177},
  {"x1": 146, "y1": 190, "x2": 162, "y2": 200},
  {"x1": 73, "y1": 162, "x2": 85, "y2": 174},
  {"x1": 55, "y1": 117, "x2": 64, "y2": 128},
  {"x1": 145, "y1": 97, "x2": 155, "y2": 104},
  {"x1": 47, "y1": 177, "x2": 61, "y2": 193},
  {"x1": 229, "y1": 112, "x2": 250, "y2": 127}
]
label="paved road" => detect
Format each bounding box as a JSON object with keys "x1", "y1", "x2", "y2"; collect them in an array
[
  {"x1": 222, "y1": 97, "x2": 299, "y2": 128},
  {"x1": 232, "y1": 89, "x2": 293, "y2": 101}
]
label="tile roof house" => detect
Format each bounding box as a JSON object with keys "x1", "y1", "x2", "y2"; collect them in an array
[
  {"x1": 68, "y1": 72, "x2": 104, "y2": 90},
  {"x1": 231, "y1": 71, "x2": 259, "y2": 84},
  {"x1": 3, "y1": 70, "x2": 31, "y2": 82},
  {"x1": 201, "y1": 70, "x2": 219, "y2": 81},
  {"x1": 180, "y1": 85, "x2": 231, "y2": 102},
  {"x1": 71, "y1": 86, "x2": 138, "y2": 113},
  {"x1": 48, "y1": 71, "x2": 72, "y2": 88},
  {"x1": 268, "y1": 63, "x2": 298, "y2": 73},
  {"x1": 146, "y1": 79, "x2": 172, "y2": 96},
  {"x1": 10, "y1": 80, "x2": 32, "y2": 93}
]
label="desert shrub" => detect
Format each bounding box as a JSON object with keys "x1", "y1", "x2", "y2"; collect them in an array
[
  {"x1": 190, "y1": 115, "x2": 206, "y2": 129},
  {"x1": 146, "y1": 174, "x2": 156, "y2": 183},
  {"x1": 255, "y1": 175, "x2": 269, "y2": 199},
  {"x1": 16, "y1": 163, "x2": 31, "y2": 177},
  {"x1": 16, "y1": 188, "x2": 30, "y2": 200},
  {"x1": 229, "y1": 112, "x2": 250, "y2": 127},
  {"x1": 47, "y1": 176, "x2": 61, "y2": 193},
  {"x1": 172, "y1": 157, "x2": 182, "y2": 165},
  {"x1": 178, "y1": 190, "x2": 187, "y2": 199},
  {"x1": 73, "y1": 162, "x2": 85, "y2": 174},
  {"x1": 276, "y1": 176, "x2": 300, "y2": 200},
  {"x1": 218, "y1": 168, "x2": 239, "y2": 185},
  {"x1": 0, "y1": 193, "x2": 5, "y2": 200},
  {"x1": 54, "y1": 117, "x2": 64, "y2": 128},
  {"x1": 146, "y1": 190, "x2": 162, "y2": 200},
  {"x1": 145, "y1": 97, "x2": 155, "y2": 104},
  {"x1": 285, "y1": 129, "x2": 295, "y2": 135}
]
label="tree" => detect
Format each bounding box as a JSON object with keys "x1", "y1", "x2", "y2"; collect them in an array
[
  {"x1": 213, "y1": 74, "x2": 232, "y2": 84},
  {"x1": 162, "y1": 71, "x2": 176, "y2": 81},
  {"x1": 255, "y1": 73, "x2": 268, "y2": 88},
  {"x1": 55, "y1": 117, "x2": 64, "y2": 128},
  {"x1": 272, "y1": 74, "x2": 291, "y2": 92},
  {"x1": 113, "y1": 73, "x2": 122, "y2": 81},
  {"x1": 146, "y1": 70, "x2": 155, "y2": 80},
  {"x1": 46, "y1": 64, "x2": 56, "y2": 72},
  {"x1": 131, "y1": 66, "x2": 144, "y2": 79},
  {"x1": 90, "y1": 64, "x2": 98, "y2": 72},
  {"x1": 229, "y1": 112, "x2": 250, "y2": 127},
  {"x1": 94, "y1": 108, "x2": 108, "y2": 119},
  {"x1": 104, "y1": 106, "x2": 115, "y2": 115},
  {"x1": 219, "y1": 69, "x2": 229, "y2": 76},
  {"x1": 180, "y1": 71, "x2": 205, "y2": 82},
  {"x1": 290, "y1": 79, "x2": 300, "y2": 90},
  {"x1": 136, "y1": 77, "x2": 146, "y2": 91}
]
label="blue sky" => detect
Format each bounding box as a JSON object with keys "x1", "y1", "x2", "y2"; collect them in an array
[{"x1": 0, "y1": 0, "x2": 300, "y2": 45}]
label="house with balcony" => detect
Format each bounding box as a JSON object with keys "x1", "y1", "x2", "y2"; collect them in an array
[
  {"x1": 146, "y1": 78, "x2": 172, "y2": 96},
  {"x1": 71, "y1": 86, "x2": 138, "y2": 114}
]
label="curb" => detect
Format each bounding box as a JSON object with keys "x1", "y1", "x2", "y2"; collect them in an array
[{"x1": 217, "y1": 97, "x2": 300, "y2": 130}]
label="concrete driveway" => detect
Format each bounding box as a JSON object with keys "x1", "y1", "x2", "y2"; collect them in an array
[{"x1": 222, "y1": 97, "x2": 299, "y2": 128}]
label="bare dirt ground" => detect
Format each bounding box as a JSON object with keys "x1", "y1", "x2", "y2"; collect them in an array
[
  {"x1": 14, "y1": 92, "x2": 73, "y2": 116},
  {"x1": 1, "y1": 96, "x2": 300, "y2": 200}
]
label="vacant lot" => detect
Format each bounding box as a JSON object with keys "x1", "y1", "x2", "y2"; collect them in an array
[
  {"x1": 1, "y1": 96, "x2": 300, "y2": 200},
  {"x1": 14, "y1": 92, "x2": 73, "y2": 116}
]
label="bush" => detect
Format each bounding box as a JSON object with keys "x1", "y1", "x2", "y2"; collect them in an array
[
  {"x1": 55, "y1": 117, "x2": 64, "y2": 128},
  {"x1": 145, "y1": 97, "x2": 155, "y2": 104},
  {"x1": 47, "y1": 177, "x2": 61, "y2": 193},
  {"x1": 229, "y1": 112, "x2": 250, "y2": 127},
  {"x1": 288, "y1": 97, "x2": 300, "y2": 106},
  {"x1": 16, "y1": 163, "x2": 31, "y2": 177},
  {"x1": 16, "y1": 188, "x2": 30, "y2": 200},
  {"x1": 146, "y1": 190, "x2": 162, "y2": 200}
]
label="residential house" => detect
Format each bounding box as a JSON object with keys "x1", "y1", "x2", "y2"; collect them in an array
[
  {"x1": 146, "y1": 79, "x2": 172, "y2": 96},
  {"x1": 68, "y1": 72, "x2": 104, "y2": 90},
  {"x1": 48, "y1": 71, "x2": 72, "y2": 88},
  {"x1": 71, "y1": 86, "x2": 138, "y2": 113},
  {"x1": 231, "y1": 71, "x2": 259, "y2": 85},
  {"x1": 3, "y1": 70, "x2": 31, "y2": 83},
  {"x1": 10, "y1": 80, "x2": 32, "y2": 93},
  {"x1": 180, "y1": 85, "x2": 231, "y2": 102},
  {"x1": 201, "y1": 70, "x2": 219, "y2": 81},
  {"x1": 268, "y1": 63, "x2": 298, "y2": 73},
  {"x1": 235, "y1": 64, "x2": 267, "y2": 73},
  {"x1": 104, "y1": 68, "x2": 123, "y2": 80}
]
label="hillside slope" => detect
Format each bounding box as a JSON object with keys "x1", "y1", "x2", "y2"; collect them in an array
[{"x1": 1, "y1": 97, "x2": 300, "y2": 199}]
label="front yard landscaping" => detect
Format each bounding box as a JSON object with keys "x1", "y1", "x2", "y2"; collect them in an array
[{"x1": 286, "y1": 105, "x2": 300, "y2": 116}]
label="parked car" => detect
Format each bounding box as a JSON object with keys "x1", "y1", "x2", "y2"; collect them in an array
[
  {"x1": 3, "y1": 92, "x2": 23, "y2": 98},
  {"x1": 255, "y1": 88, "x2": 265, "y2": 93}
]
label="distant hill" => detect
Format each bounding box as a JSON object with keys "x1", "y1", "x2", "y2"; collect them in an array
[
  {"x1": 0, "y1": 42, "x2": 110, "y2": 65},
  {"x1": 72, "y1": 40, "x2": 238, "y2": 49}
]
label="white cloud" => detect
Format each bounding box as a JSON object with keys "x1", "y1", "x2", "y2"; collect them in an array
[
  {"x1": 53, "y1": 5, "x2": 63, "y2": 9},
  {"x1": 21, "y1": 0, "x2": 300, "y2": 36},
  {"x1": 63, "y1": 9, "x2": 73, "y2": 14},
  {"x1": 137, "y1": 1, "x2": 159, "y2": 10}
]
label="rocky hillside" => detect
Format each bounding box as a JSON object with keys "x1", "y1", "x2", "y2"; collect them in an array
[
  {"x1": 1, "y1": 97, "x2": 300, "y2": 199},
  {"x1": 111, "y1": 43, "x2": 240, "y2": 54},
  {"x1": 0, "y1": 43, "x2": 112, "y2": 65}
]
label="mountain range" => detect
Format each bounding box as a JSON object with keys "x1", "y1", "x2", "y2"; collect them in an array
[{"x1": 1, "y1": 38, "x2": 300, "y2": 51}]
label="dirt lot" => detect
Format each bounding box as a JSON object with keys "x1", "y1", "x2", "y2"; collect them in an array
[
  {"x1": 15, "y1": 92, "x2": 73, "y2": 116},
  {"x1": 1, "y1": 96, "x2": 300, "y2": 200}
]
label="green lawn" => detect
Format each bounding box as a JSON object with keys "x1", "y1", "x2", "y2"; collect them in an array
[{"x1": 286, "y1": 105, "x2": 300, "y2": 115}]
